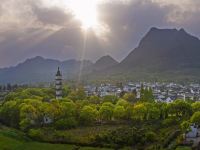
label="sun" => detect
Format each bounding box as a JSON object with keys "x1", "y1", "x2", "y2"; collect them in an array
[{"x1": 68, "y1": 0, "x2": 99, "y2": 30}]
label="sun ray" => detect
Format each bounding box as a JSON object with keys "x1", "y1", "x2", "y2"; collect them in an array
[
  {"x1": 65, "y1": 0, "x2": 100, "y2": 30},
  {"x1": 78, "y1": 30, "x2": 88, "y2": 83}
]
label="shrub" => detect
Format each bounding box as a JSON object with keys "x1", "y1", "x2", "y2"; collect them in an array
[
  {"x1": 145, "y1": 131, "x2": 157, "y2": 143},
  {"x1": 162, "y1": 117, "x2": 178, "y2": 127},
  {"x1": 54, "y1": 118, "x2": 77, "y2": 130},
  {"x1": 28, "y1": 129, "x2": 44, "y2": 141}
]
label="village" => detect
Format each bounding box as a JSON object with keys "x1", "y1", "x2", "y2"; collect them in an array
[
  {"x1": 84, "y1": 82, "x2": 200, "y2": 103},
  {"x1": 1, "y1": 81, "x2": 200, "y2": 103}
]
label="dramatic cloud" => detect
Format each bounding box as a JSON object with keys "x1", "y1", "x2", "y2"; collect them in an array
[{"x1": 0, "y1": 0, "x2": 200, "y2": 67}]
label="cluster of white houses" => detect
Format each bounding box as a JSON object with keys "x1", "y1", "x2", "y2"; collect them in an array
[{"x1": 84, "y1": 82, "x2": 200, "y2": 103}]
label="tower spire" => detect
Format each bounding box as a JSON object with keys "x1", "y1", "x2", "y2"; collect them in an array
[{"x1": 55, "y1": 67, "x2": 62, "y2": 99}]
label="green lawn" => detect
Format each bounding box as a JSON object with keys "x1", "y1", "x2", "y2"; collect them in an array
[
  {"x1": 176, "y1": 146, "x2": 192, "y2": 150},
  {"x1": 0, "y1": 126, "x2": 111, "y2": 150}
]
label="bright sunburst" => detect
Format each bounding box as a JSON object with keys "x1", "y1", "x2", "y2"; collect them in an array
[{"x1": 67, "y1": 0, "x2": 99, "y2": 30}]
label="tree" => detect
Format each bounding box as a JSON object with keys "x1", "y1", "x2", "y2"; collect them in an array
[
  {"x1": 122, "y1": 93, "x2": 137, "y2": 103},
  {"x1": 60, "y1": 101, "x2": 77, "y2": 118},
  {"x1": 168, "y1": 100, "x2": 192, "y2": 118},
  {"x1": 79, "y1": 106, "x2": 98, "y2": 125},
  {"x1": 99, "y1": 102, "x2": 114, "y2": 121},
  {"x1": 140, "y1": 86, "x2": 154, "y2": 102},
  {"x1": 55, "y1": 118, "x2": 77, "y2": 129},
  {"x1": 62, "y1": 85, "x2": 71, "y2": 97},
  {"x1": 19, "y1": 104, "x2": 38, "y2": 131},
  {"x1": 68, "y1": 87, "x2": 86, "y2": 101},
  {"x1": 89, "y1": 95, "x2": 101, "y2": 104},
  {"x1": 116, "y1": 99, "x2": 129, "y2": 108},
  {"x1": 191, "y1": 111, "x2": 200, "y2": 125},
  {"x1": 113, "y1": 105, "x2": 126, "y2": 120},
  {"x1": 145, "y1": 103, "x2": 160, "y2": 120},
  {"x1": 125, "y1": 105, "x2": 133, "y2": 120},
  {"x1": 102, "y1": 95, "x2": 118, "y2": 104},
  {"x1": 0, "y1": 100, "x2": 20, "y2": 128},
  {"x1": 180, "y1": 121, "x2": 191, "y2": 133},
  {"x1": 192, "y1": 102, "x2": 200, "y2": 112},
  {"x1": 132, "y1": 103, "x2": 147, "y2": 121},
  {"x1": 157, "y1": 102, "x2": 168, "y2": 119}
]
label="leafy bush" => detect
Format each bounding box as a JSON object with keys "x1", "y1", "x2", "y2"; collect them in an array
[
  {"x1": 144, "y1": 131, "x2": 157, "y2": 143},
  {"x1": 28, "y1": 129, "x2": 44, "y2": 141},
  {"x1": 161, "y1": 118, "x2": 178, "y2": 127},
  {"x1": 54, "y1": 118, "x2": 78, "y2": 130}
]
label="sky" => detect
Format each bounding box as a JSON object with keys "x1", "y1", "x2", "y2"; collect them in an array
[{"x1": 0, "y1": 0, "x2": 200, "y2": 68}]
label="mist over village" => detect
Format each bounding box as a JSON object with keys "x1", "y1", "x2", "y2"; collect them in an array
[{"x1": 1, "y1": 0, "x2": 200, "y2": 150}]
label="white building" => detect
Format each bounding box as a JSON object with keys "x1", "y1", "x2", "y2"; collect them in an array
[{"x1": 186, "y1": 124, "x2": 198, "y2": 138}]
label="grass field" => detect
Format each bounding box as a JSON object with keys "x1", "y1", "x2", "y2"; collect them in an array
[
  {"x1": 176, "y1": 146, "x2": 192, "y2": 150},
  {"x1": 0, "y1": 126, "x2": 111, "y2": 150}
]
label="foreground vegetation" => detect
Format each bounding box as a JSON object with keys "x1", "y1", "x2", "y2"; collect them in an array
[
  {"x1": 0, "y1": 86, "x2": 200, "y2": 149},
  {"x1": 0, "y1": 125, "x2": 111, "y2": 150}
]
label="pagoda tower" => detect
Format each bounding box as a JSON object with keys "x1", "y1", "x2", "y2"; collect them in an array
[{"x1": 55, "y1": 67, "x2": 62, "y2": 99}]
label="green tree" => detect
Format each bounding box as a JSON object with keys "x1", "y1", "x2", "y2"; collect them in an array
[
  {"x1": 102, "y1": 95, "x2": 118, "y2": 104},
  {"x1": 122, "y1": 93, "x2": 137, "y2": 103},
  {"x1": 60, "y1": 101, "x2": 77, "y2": 118},
  {"x1": 192, "y1": 102, "x2": 200, "y2": 112},
  {"x1": 145, "y1": 103, "x2": 160, "y2": 120},
  {"x1": 55, "y1": 118, "x2": 77, "y2": 129},
  {"x1": 113, "y1": 105, "x2": 126, "y2": 120},
  {"x1": 157, "y1": 102, "x2": 168, "y2": 119},
  {"x1": 168, "y1": 100, "x2": 192, "y2": 118},
  {"x1": 99, "y1": 102, "x2": 114, "y2": 121},
  {"x1": 180, "y1": 121, "x2": 191, "y2": 133},
  {"x1": 88, "y1": 95, "x2": 101, "y2": 104},
  {"x1": 125, "y1": 105, "x2": 133, "y2": 120},
  {"x1": 68, "y1": 87, "x2": 86, "y2": 101},
  {"x1": 79, "y1": 106, "x2": 98, "y2": 125},
  {"x1": 62, "y1": 85, "x2": 71, "y2": 97},
  {"x1": 116, "y1": 99, "x2": 129, "y2": 108},
  {"x1": 132, "y1": 103, "x2": 147, "y2": 121},
  {"x1": 191, "y1": 111, "x2": 200, "y2": 125},
  {"x1": 140, "y1": 87, "x2": 154, "y2": 102},
  {"x1": 19, "y1": 104, "x2": 38, "y2": 131},
  {"x1": 0, "y1": 100, "x2": 20, "y2": 128}
]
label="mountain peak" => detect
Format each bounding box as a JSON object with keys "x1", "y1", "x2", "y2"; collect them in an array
[
  {"x1": 93, "y1": 55, "x2": 118, "y2": 71},
  {"x1": 148, "y1": 27, "x2": 190, "y2": 36},
  {"x1": 179, "y1": 28, "x2": 186, "y2": 33},
  {"x1": 147, "y1": 27, "x2": 178, "y2": 36},
  {"x1": 26, "y1": 56, "x2": 45, "y2": 62},
  {"x1": 119, "y1": 27, "x2": 200, "y2": 79},
  {"x1": 138, "y1": 27, "x2": 197, "y2": 49},
  {"x1": 95, "y1": 55, "x2": 118, "y2": 64}
]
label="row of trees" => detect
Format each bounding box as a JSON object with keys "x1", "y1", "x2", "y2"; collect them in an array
[{"x1": 1, "y1": 87, "x2": 199, "y2": 132}]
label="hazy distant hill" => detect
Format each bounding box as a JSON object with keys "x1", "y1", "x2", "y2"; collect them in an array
[
  {"x1": 0, "y1": 56, "x2": 92, "y2": 84},
  {"x1": 0, "y1": 55, "x2": 118, "y2": 84}
]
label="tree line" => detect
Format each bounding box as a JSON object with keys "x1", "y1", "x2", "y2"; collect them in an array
[{"x1": 0, "y1": 86, "x2": 200, "y2": 148}]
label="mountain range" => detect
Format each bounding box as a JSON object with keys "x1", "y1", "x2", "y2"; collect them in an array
[
  {"x1": 0, "y1": 55, "x2": 118, "y2": 84},
  {"x1": 1, "y1": 27, "x2": 200, "y2": 84}
]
